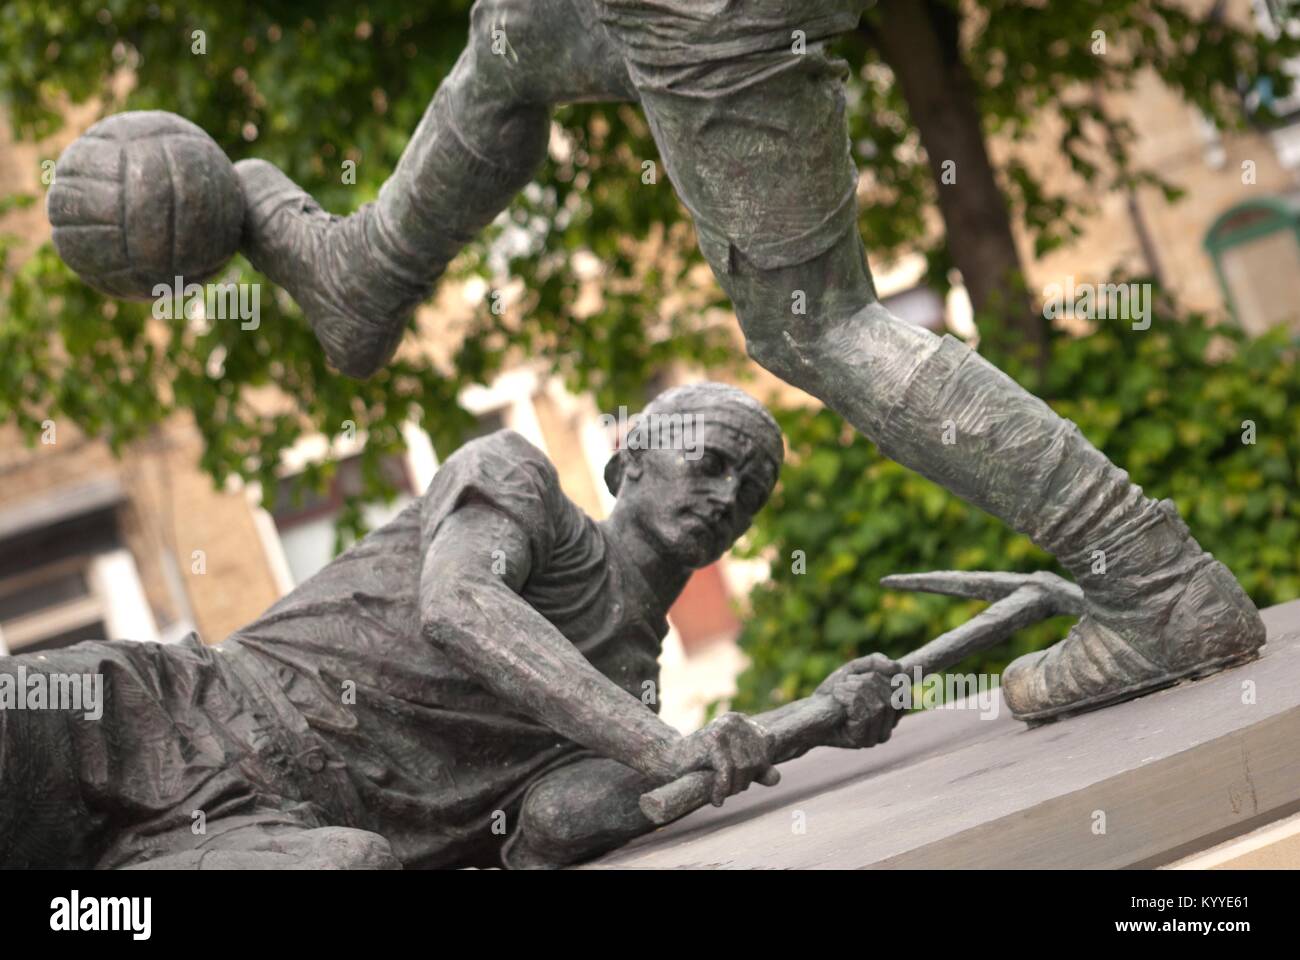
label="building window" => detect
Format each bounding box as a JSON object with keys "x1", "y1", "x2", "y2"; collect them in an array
[
  {"x1": 0, "y1": 495, "x2": 159, "y2": 654},
  {"x1": 1205, "y1": 195, "x2": 1300, "y2": 335},
  {"x1": 0, "y1": 559, "x2": 106, "y2": 654}
]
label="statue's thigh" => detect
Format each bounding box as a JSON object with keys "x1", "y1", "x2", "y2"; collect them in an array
[{"x1": 112, "y1": 811, "x2": 400, "y2": 870}]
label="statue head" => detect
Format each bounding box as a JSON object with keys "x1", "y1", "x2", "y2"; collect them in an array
[{"x1": 604, "y1": 382, "x2": 783, "y2": 570}]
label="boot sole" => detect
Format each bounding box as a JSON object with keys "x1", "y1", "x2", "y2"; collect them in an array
[{"x1": 1014, "y1": 648, "x2": 1264, "y2": 726}]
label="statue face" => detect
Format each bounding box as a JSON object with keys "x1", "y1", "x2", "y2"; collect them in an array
[{"x1": 616, "y1": 421, "x2": 777, "y2": 570}]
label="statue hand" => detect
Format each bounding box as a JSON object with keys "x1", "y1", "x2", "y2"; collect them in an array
[
  {"x1": 663, "y1": 712, "x2": 780, "y2": 807},
  {"x1": 815, "y1": 653, "x2": 904, "y2": 750}
]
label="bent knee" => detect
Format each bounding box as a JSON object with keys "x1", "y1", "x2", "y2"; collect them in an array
[
  {"x1": 512, "y1": 760, "x2": 651, "y2": 866},
  {"x1": 518, "y1": 779, "x2": 592, "y2": 852},
  {"x1": 743, "y1": 326, "x2": 821, "y2": 388},
  {"x1": 743, "y1": 300, "x2": 944, "y2": 397},
  {"x1": 468, "y1": 0, "x2": 554, "y2": 67}
]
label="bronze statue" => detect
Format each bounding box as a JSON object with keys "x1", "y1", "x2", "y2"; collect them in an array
[
  {"x1": 1, "y1": 384, "x2": 910, "y2": 869},
  {"x1": 32, "y1": 0, "x2": 1271, "y2": 869}
]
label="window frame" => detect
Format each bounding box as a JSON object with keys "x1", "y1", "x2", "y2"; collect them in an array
[{"x1": 1204, "y1": 196, "x2": 1300, "y2": 331}]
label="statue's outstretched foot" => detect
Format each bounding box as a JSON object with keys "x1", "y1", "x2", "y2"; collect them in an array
[
  {"x1": 235, "y1": 159, "x2": 421, "y2": 378},
  {"x1": 1002, "y1": 501, "x2": 1265, "y2": 722}
]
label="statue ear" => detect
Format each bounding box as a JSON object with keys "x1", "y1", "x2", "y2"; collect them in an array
[
  {"x1": 603, "y1": 448, "x2": 644, "y2": 496},
  {"x1": 623, "y1": 449, "x2": 644, "y2": 482}
]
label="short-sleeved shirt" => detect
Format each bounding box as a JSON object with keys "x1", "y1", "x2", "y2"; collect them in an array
[{"x1": 228, "y1": 430, "x2": 669, "y2": 867}]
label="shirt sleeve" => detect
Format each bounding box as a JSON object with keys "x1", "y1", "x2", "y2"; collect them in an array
[{"x1": 418, "y1": 430, "x2": 562, "y2": 576}]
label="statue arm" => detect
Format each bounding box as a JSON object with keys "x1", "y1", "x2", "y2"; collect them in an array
[{"x1": 419, "y1": 502, "x2": 682, "y2": 781}]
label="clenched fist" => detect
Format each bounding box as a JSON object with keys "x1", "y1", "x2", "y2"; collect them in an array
[
  {"x1": 662, "y1": 712, "x2": 779, "y2": 807},
  {"x1": 814, "y1": 653, "x2": 904, "y2": 749}
]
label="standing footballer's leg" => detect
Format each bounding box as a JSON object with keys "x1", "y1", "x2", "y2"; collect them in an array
[
  {"x1": 588, "y1": 0, "x2": 1265, "y2": 721},
  {"x1": 236, "y1": 0, "x2": 636, "y2": 378}
]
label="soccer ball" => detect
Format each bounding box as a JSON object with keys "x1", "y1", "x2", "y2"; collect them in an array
[{"x1": 47, "y1": 111, "x2": 244, "y2": 301}]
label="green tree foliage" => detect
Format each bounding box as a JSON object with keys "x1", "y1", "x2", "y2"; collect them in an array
[{"x1": 733, "y1": 304, "x2": 1300, "y2": 712}]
